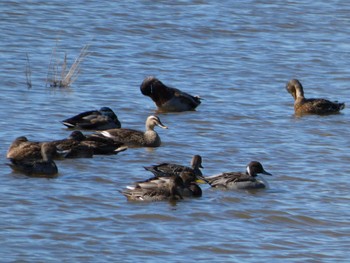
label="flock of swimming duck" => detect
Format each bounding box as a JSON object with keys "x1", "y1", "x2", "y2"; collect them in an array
[{"x1": 6, "y1": 77, "x2": 345, "y2": 201}]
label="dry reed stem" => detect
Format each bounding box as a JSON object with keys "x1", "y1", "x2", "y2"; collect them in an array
[{"x1": 46, "y1": 44, "x2": 89, "y2": 88}]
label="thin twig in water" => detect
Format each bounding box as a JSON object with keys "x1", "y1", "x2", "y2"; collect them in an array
[{"x1": 25, "y1": 53, "x2": 32, "y2": 89}]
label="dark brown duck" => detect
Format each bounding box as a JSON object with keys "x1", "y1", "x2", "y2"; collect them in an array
[{"x1": 140, "y1": 76, "x2": 201, "y2": 112}]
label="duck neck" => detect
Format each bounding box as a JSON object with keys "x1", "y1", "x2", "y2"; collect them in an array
[
  {"x1": 145, "y1": 123, "x2": 155, "y2": 131},
  {"x1": 295, "y1": 87, "x2": 305, "y2": 99},
  {"x1": 246, "y1": 166, "x2": 256, "y2": 177}
]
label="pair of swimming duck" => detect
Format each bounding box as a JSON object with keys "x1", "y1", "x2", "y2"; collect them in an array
[
  {"x1": 122, "y1": 155, "x2": 272, "y2": 202},
  {"x1": 63, "y1": 109, "x2": 168, "y2": 148},
  {"x1": 142, "y1": 76, "x2": 345, "y2": 115}
]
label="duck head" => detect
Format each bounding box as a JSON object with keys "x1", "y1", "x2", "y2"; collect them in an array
[
  {"x1": 145, "y1": 115, "x2": 168, "y2": 130},
  {"x1": 286, "y1": 79, "x2": 305, "y2": 101},
  {"x1": 246, "y1": 161, "x2": 272, "y2": 177}
]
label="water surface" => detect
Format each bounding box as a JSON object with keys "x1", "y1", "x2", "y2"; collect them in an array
[{"x1": 1, "y1": 1, "x2": 350, "y2": 262}]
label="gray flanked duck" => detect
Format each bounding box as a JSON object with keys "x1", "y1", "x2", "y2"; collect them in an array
[
  {"x1": 61, "y1": 107, "x2": 121, "y2": 130},
  {"x1": 204, "y1": 161, "x2": 272, "y2": 190},
  {"x1": 140, "y1": 76, "x2": 201, "y2": 112},
  {"x1": 98, "y1": 115, "x2": 168, "y2": 147},
  {"x1": 8, "y1": 142, "x2": 58, "y2": 178},
  {"x1": 286, "y1": 79, "x2": 345, "y2": 115}
]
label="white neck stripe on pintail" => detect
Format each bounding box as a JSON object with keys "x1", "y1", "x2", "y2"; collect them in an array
[{"x1": 246, "y1": 165, "x2": 251, "y2": 176}]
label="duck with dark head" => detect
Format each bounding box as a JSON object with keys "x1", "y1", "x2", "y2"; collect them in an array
[{"x1": 140, "y1": 76, "x2": 201, "y2": 112}]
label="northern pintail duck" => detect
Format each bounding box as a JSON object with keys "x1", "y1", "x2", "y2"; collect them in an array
[
  {"x1": 204, "y1": 161, "x2": 272, "y2": 190},
  {"x1": 99, "y1": 115, "x2": 168, "y2": 147},
  {"x1": 140, "y1": 76, "x2": 201, "y2": 112},
  {"x1": 61, "y1": 107, "x2": 121, "y2": 130},
  {"x1": 121, "y1": 175, "x2": 185, "y2": 201},
  {"x1": 8, "y1": 142, "x2": 58, "y2": 178},
  {"x1": 286, "y1": 79, "x2": 345, "y2": 115},
  {"x1": 144, "y1": 155, "x2": 204, "y2": 178}
]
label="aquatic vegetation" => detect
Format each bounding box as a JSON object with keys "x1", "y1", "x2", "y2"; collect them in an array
[{"x1": 46, "y1": 44, "x2": 89, "y2": 88}]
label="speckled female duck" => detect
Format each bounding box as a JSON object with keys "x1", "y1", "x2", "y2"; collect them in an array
[
  {"x1": 140, "y1": 76, "x2": 201, "y2": 112},
  {"x1": 121, "y1": 175, "x2": 185, "y2": 201},
  {"x1": 204, "y1": 161, "x2": 272, "y2": 190},
  {"x1": 286, "y1": 79, "x2": 345, "y2": 115},
  {"x1": 7, "y1": 136, "x2": 50, "y2": 161},
  {"x1": 8, "y1": 142, "x2": 58, "y2": 178},
  {"x1": 61, "y1": 107, "x2": 121, "y2": 130},
  {"x1": 99, "y1": 115, "x2": 168, "y2": 147},
  {"x1": 144, "y1": 155, "x2": 204, "y2": 178}
]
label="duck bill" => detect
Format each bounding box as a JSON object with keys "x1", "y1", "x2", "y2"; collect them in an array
[
  {"x1": 195, "y1": 175, "x2": 209, "y2": 184},
  {"x1": 157, "y1": 122, "x2": 168, "y2": 129},
  {"x1": 195, "y1": 178, "x2": 207, "y2": 184},
  {"x1": 262, "y1": 170, "x2": 272, "y2": 176}
]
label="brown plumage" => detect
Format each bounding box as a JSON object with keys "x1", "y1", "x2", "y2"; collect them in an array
[
  {"x1": 51, "y1": 131, "x2": 126, "y2": 156},
  {"x1": 7, "y1": 136, "x2": 52, "y2": 161},
  {"x1": 140, "y1": 76, "x2": 201, "y2": 112},
  {"x1": 121, "y1": 175, "x2": 185, "y2": 201},
  {"x1": 8, "y1": 142, "x2": 58, "y2": 178},
  {"x1": 98, "y1": 115, "x2": 168, "y2": 147},
  {"x1": 286, "y1": 79, "x2": 345, "y2": 115},
  {"x1": 143, "y1": 155, "x2": 204, "y2": 178}
]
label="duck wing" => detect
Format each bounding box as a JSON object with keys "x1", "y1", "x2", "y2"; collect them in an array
[
  {"x1": 144, "y1": 163, "x2": 191, "y2": 177},
  {"x1": 205, "y1": 172, "x2": 255, "y2": 188},
  {"x1": 173, "y1": 88, "x2": 201, "y2": 108},
  {"x1": 303, "y1": 98, "x2": 345, "y2": 114},
  {"x1": 99, "y1": 128, "x2": 144, "y2": 146},
  {"x1": 61, "y1": 110, "x2": 101, "y2": 127}
]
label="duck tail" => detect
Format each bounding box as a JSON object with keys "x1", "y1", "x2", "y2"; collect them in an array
[{"x1": 114, "y1": 146, "x2": 128, "y2": 154}]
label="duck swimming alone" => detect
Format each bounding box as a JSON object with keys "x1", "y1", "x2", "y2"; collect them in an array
[
  {"x1": 121, "y1": 174, "x2": 185, "y2": 201},
  {"x1": 286, "y1": 79, "x2": 345, "y2": 115},
  {"x1": 99, "y1": 115, "x2": 168, "y2": 147},
  {"x1": 8, "y1": 142, "x2": 58, "y2": 178},
  {"x1": 140, "y1": 76, "x2": 201, "y2": 112},
  {"x1": 61, "y1": 107, "x2": 121, "y2": 130},
  {"x1": 204, "y1": 161, "x2": 272, "y2": 190}
]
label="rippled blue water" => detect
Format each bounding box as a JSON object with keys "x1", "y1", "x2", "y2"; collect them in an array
[{"x1": 1, "y1": 1, "x2": 350, "y2": 262}]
